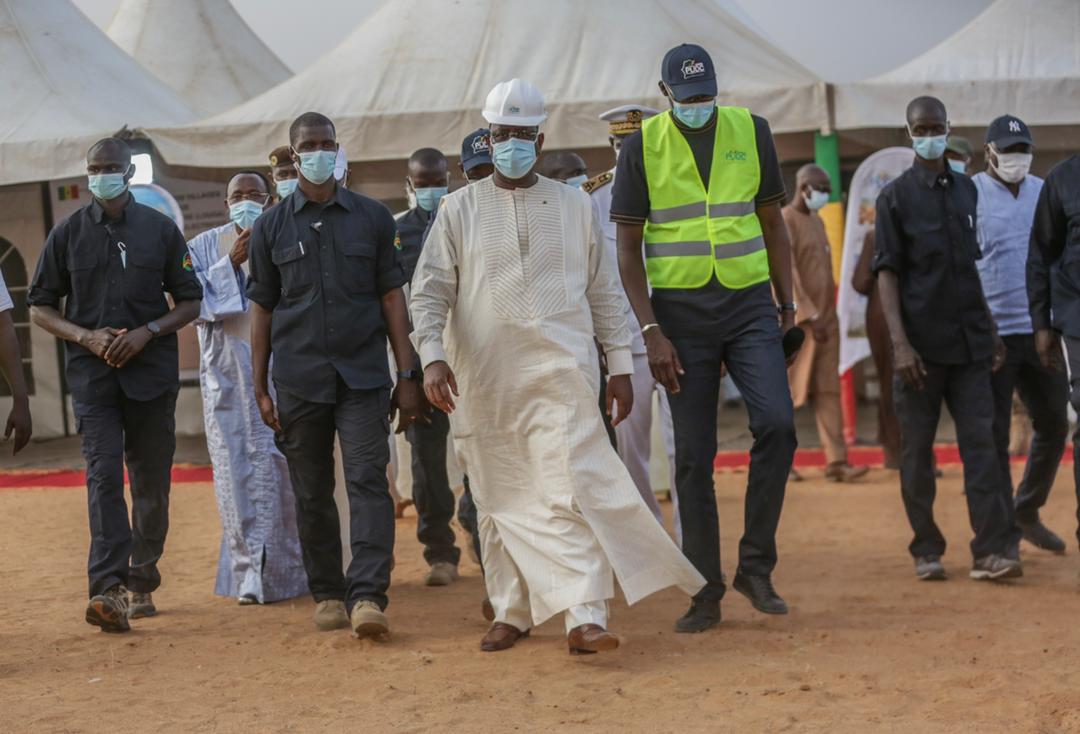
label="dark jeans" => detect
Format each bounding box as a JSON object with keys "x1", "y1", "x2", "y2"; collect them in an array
[
  {"x1": 73, "y1": 388, "x2": 177, "y2": 598},
  {"x1": 667, "y1": 316, "x2": 796, "y2": 601},
  {"x1": 894, "y1": 359, "x2": 1013, "y2": 560},
  {"x1": 458, "y1": 475, "x2": 482, "y2": 570},
  {"x1": 275, "y1": 380, "x2": 393, "y2": 612},
  {"x1": 405, "y1": 410, "x2": 461, "y2": 566},
  {"x1": 1063, "y1": 337, "x2": 1080, "y2": 547},
  {"x1": 990, "y1": 335, "x2": 1068, "y2": 539}
]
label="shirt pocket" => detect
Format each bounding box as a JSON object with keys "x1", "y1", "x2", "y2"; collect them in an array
[
  {"x1": 902, "y1": 214, "x2": 947, "y2": 263},
  {"x1": 124, "y1": 246, "x2": 166, "y2": 302},
  {"x1": 340, "y1": 240, "x2": 376, "y2": 296},
  {"x1": 67, "y1": 250, "x2": 103, "y2": 300},
  {"x1": 271, "y1": 243, "x2": 313, "y2": 297}
]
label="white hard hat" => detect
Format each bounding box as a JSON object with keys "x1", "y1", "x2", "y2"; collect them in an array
[{"x1": 482, "y1": 79, "x2": 547, "y2": 127}]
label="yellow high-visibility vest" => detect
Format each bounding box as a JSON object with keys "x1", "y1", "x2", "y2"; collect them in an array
[{"x1": 641, "y1": 107, "x2": 770, "y2": 289}]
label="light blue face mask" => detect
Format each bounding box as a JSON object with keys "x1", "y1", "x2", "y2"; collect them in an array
[
  {"x1": 672, "y1": 100, "x2": 716, "y2": 129},
  {"x1": 492, "y1": 138, "x2": 538, "y2": 179},
  {"x1": 414, "y1": 186, "x2": 448, "y2": 212},
  {"x1": 276, "y1": 178, "x2": 298, "y2": 198},
  {"x1": 296, "y1": 150, "x2": 337, "y2": 184},
  {"x1": 565, "y1": 174, "x2": 588, "y2": 189},
  {"x1": 947, "y1": 158, "x2": 967, "y2": 175},
  {"x1": 910, "y1": 134, "x2": 948, "y2": 161},
  {"x1": 88, "y1": 173, "x2": 128, "y2": 201},
  {"x1": 229, "y1": 200, "x2": 264, "y2": 230}
]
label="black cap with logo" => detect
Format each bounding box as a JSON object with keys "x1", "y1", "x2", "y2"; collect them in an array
[
  {"x1": 661, "y1": 44, "x2": 717, "y2": 102},
  {"x1": 985, "y1": 115, "x2": 1034, "y2": 149},
  {"x1": 460, "y1": 128, "x2": 492, "y2": 172}
]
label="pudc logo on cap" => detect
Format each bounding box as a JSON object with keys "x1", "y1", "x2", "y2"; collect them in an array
[
  {"x1": 472, "y1": 136, "x2": 489, "y2": 154},
  {"x1": 682, "y1": 59, "x2": 706, "y2": 79}
]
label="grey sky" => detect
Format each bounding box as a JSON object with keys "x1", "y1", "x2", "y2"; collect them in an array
[{"x1": 73, "y1": 0, "x2": 993, "y2": 82}]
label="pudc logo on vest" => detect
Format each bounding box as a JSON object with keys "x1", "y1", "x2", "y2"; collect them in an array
[{"x1": 681, "y1": 59, "x2": 706, "y2": 79}]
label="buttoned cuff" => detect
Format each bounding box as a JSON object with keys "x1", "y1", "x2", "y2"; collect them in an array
[
  {"x1": 606, "y1": 348, "x2": 634, "y2": 376},
  {"x1": 418, "y1": 340, "x2": 448, "y2": 369}
]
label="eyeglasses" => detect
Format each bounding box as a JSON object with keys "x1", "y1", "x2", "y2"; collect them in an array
[
  {"x1": 489, "y1": 129, "x2": 539, "y2": 143},
  {"x1": 226, "y1": 192, "x2": 271, "y2": 205}
]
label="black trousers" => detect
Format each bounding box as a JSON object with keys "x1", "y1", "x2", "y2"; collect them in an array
[
  {"x1": 667, "y1": 317, "x2": 797, "y2": 601},
  {"x1": 458, "y1": 475, "x2": 482, "y2": 570},
  {"x1": 1063, "y1": 337, "x2": 1080, "y2": 547},
  {"x1": 275, "y1": 381, "x2": 393, "y2": 612},
  {"x1": 990, "y1": 335, "x2": 1068, "y2": 539},
  {"x1": 894, "y1": 359, "x2": 1013, "y2": 560},
  {"x1": 405, "y1": 410, "x2": 460, "y2": 566},
  {"x1": 73, "y1": 388, "x2": 177, "y2": 598}
]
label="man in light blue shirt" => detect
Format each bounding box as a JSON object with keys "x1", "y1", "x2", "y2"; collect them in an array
[{"x1": 975, "y1": 115, "x2": 1069, "y2": 555}]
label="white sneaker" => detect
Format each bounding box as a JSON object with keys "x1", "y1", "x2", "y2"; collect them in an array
[{"x1": 350, "y1": 600, "x2": 389, "y2": 639}]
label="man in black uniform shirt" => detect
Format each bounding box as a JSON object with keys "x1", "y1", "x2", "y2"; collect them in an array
[
  {"x1": 874, "y1": 96, "x2": 1019, "y2": 582},
  {"x1": 248, "y1": 113, "x2": 424, "y2": 639},
  {"x1": 395, "y1": 147, "x2": 462, "y2": 587},
  {"x1": 29, "y1": 138, "x2": 202, "y2": 632}
]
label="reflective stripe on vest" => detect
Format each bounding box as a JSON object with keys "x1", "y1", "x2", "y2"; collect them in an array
[{"x1": 641, "y1": 107, "x2": 770, "y2": 290}]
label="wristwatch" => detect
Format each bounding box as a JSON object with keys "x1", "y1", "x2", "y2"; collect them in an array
[
  {"x1": 777, "y1": 302, "x2": 798, "y2": 315},
  {"x1": 397, "y1": 369, "x2": 420, "y2": 381},
  {"x1": 145, "y1": 321, "x2": 161, "y2": 338}
]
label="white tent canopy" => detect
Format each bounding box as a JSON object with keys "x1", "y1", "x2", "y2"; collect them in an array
[
  {"x1": 832, "y1": 0, "x2": 1080, "y2": 130},
  {"x1": 146, "y1": 0, "x2": 828, "y2": 169},
  {"x1": 0, "y1": 0, "x2": 195, "y2": 186},
  {"x1": 107, "y1": 0, "x2": 292, "y2": 117}
]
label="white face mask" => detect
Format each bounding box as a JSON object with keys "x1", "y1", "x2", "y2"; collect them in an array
[
  {"x1": 990, "y1": 144, "x2": 1032, "y2": 184},
  {"x1": 804, "y1": 188, "x2": 829, "y2": 211}
]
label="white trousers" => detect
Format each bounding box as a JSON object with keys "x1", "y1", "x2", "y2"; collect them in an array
[{"x1": 614, "y1": 353, "x2": 681, "y2": 545}]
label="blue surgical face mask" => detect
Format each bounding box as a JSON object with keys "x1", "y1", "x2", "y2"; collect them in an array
[
  {"x1": 910, "y1": 133, "x2": 948, "y2": 161},
  {"x1": 492, "y1": 138, "x2": 538, "y2": 179},
  {"x1": 565, "y1": 174, "x2": 588, "y2": 189},
  {"x1": 276, "y1": 178, "x2": 298, "y2": 198},
  {"x1": 413, "y1": 186, "x2": 448, "y2": 212},
  {"x1": 296, "y1": 150, "x2": 337, "y2": 184},
  {"x1": 229, "y1": 200, "x2": 264, "y2": 230},
  {"x1": 947, "y1": 158, "x2": 968, "y2": 175},
  {"x1": 672, "y1": 100, "x2": 716, "y2": 129},
  {"x1": 88, "y1": 172, "x2": 128, "y2": 201}
]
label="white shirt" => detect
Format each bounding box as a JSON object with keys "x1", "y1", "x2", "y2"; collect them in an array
[{"x1": 0, "y1": 270, "x2": 12, "y2": 313}]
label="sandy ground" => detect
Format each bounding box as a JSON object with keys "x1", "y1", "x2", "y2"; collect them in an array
[{"x1": 3, "y1": 463, "x2": 1080, "y2": 733}]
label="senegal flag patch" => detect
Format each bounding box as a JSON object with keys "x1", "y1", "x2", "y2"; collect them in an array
[
  {"x1": 393, "y1": 232, "x2": 402, "y2": 250},
  {"x1": 182, "y1": 252, "x2": 194, "y2": 271}
]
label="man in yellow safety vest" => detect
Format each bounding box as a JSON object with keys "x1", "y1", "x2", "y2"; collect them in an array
[{"x1": 613, "y1": 43, "x2": 800, "y2": 633}]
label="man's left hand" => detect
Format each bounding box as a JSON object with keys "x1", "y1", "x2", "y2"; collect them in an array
[
  {"x1": 781, "y1": 311, "x2": 800, "y2": 365},
  {"x1": 104, "y1": 326, "x2": 153, "y2": 368},
  {"x1": 4, "y1": 398, "x2": 31, "y2": 455},
  {"x1": 992, "y1": 334, "x2": 1007, "y2": 373},
  {"x1": 391, "y1": 378, "x2": 428, "y2": 433},
  {"x1": 606, "y1": 374, "x2": 634, "y2": 427}
]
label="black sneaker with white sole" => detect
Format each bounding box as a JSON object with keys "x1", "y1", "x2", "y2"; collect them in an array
[
  {"x1": 85, "y1": 584, "x2": 131, "y2": 633},
  {"x1": 970, "y1": 554, "x2": 1023, "y2": 581},
  {"x1": 915, "y1": 555, "x2": 946, "y2": 580},
  {"x1": 1019, "y1": 520, "x2": 1067, "y2": 554}
]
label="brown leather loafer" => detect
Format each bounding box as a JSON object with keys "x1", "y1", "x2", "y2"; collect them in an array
[
  {"x1": 480, "y1": 623, "x2": 529, "y2": 652},
  {"x1": 481, "y1": 598, "x2": 495, "y2": 622},
  {"x1": 567, "y1": 624, "x2": 620, "y2": 655}
]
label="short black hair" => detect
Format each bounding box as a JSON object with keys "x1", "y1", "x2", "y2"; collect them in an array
[
  {"x1": 408, "y1": 147, "x2": 447, "y2": 167},
  {"x1": 289, "y1": 112, "x2": 336, "y2": 146},
  {"x1": 87, "y1": 137, "x2": 132, "y2": 164},
  {"x1": 229, "y1": 169, "x2": 271, "y2": 192},
  {"x1": 906, "y1": 95, "x2": 947, "y2": 125}
]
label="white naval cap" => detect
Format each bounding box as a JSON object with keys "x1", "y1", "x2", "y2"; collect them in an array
[{"x1": 599, "y1": 104, "x2": 662, "y2": 136}]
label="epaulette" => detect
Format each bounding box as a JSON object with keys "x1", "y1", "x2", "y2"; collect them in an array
[{"x1": 581, "y1": 171, "x2": 613, "y2": 195}]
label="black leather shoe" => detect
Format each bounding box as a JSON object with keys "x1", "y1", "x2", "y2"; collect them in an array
[
  {"x1": 733, "y1": 572, "x2": 788, "y2": 615},
  {"x1": 674, "y1": 598, "x2": 721, "y2": 633},
  {"x1": 1019, "y1": 520, "x2": 1066, "y2": 554}
]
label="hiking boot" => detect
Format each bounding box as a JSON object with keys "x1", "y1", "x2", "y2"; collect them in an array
[
  {"x1": 733, "y1": 572, "x2": 789, "y2": 614},
  {"x1": 1019, "y1": 520, "x2": 1066, "y2": 554},
  {"x1": 128, "y1": 592, "x2": 156, "y2": 619},
  {"x1": 970, "y1": 554, "x2": 1023, "y2": 581},
  {"x1": 825, "y1": 462, "x2": 870, "y2": 483},
  {"x1": 915, "y1": 555, "x2": 946, "y2": 580},
  {"x1": 313, "y1": 599, "x2": 350, "y2": 631},
  {"x1": 674, "y1": 598, "x2": 721, "y2": 633},
  {"x1": 350, "y1": 600, "x2": 389, "y2": 639},
  {"x1": 85, "y1": 585, "x2": 131, "y2": 633},
  {"x1": 425, "y1": 562, "x2": 459, "y2": 587}
]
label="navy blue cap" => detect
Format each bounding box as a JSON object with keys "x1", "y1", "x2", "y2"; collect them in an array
[
  {"x1": 460, "y1": 128, "x2": 492, "y2": 172},
  {"x1": 986, "y1": 115, "x2": 1033, "y2": 149},
  {"x1": 661, "y1": 44, "x2": 717, "y2": 102}
]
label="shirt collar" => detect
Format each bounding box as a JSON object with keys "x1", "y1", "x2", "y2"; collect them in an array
[
  {"x1": 911, "y1": 161, "x2": 950, "y2": 189},
  {"x1": 89, "y1": 191, "x2": 134, "y2": 224},
  {"x1": 291, "y1": 183, "x2": 353, "y2": 214}
]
